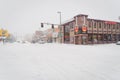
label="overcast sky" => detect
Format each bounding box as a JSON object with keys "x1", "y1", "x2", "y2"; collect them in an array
[{"x1": 0, "y1": 0, "x2": 120, "y2": 36}]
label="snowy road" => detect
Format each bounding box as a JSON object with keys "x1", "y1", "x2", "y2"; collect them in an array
[{"x1": 0, "y1": 43, "x2": 120, "y2": 80}]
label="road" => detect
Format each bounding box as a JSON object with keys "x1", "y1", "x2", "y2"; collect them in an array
[{"x1": 0, "y1": 43, "x2": 120, "y2": 80}]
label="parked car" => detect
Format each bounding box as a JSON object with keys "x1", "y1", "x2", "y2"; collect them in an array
[
  {"x1": 38, "y1": 40, "x2": 45, "y2": 44},
  {"x1": 116, "y1": 41, "x2": 120, "y2": 45}
]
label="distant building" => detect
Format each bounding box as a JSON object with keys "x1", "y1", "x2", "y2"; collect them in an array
[
  {"x1": 59, "y1": 14, "x2": 120, "y2": 45},
  {"x1": 44, "y1": 28, "x2": 59, "y2": 43}
]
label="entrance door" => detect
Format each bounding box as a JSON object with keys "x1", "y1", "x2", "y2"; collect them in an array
[
  {"x1": 81, "y1": 36, "x2": 87, "y2": 44},
  {"x1": 75, "y1": 36, "x2": 79, "y2": 44}
]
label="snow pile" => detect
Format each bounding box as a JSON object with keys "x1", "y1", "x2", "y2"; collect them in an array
[{"x1": 0, "y1": 43, "x2": 120, "y2": 80}]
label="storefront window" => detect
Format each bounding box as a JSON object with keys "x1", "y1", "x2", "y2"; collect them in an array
[
  {"x1": 103, "y1": 34, "x2": 107, "y2": 41},
  {"x1": 64, "y1": 25, "x2": 70, "y2": 43},
  {"x1": 88, "y1": 34, "x2": 92, "y2": 41},
  {"x1": 93, "y1": 34, "x2": 97, "y2": 43},
  {"x1": 70, "y1": 37, "x2": 74, "y2": 43},
  {"x1": 118, "y1": 34, "x2": 120, "y2": 41},
  {"x1": 65, "y1": 25, "x2": 70, "y2": 32},
  {"x1": 98, "y1": 34, "x2": 102, "y2": 41},
  {"x1": 112, "y1": 34, "x2": 116, "y2": 41},
  {"x1": 108, "y1": 34, "x2": 112, "y2": 41},
  {"x1": 82, "y1": 36, "x2": 87, "y2": 44}
]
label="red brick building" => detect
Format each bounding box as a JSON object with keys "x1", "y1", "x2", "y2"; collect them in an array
[{"x1": 59, "y1": 14, "x2": 120, "y2": 45}]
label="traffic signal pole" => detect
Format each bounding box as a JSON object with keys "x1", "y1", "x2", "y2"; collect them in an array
[
  {"x1": 40, "y1": 22, "x2": 59, "y2": 43},
  {"x1": 41, "y1": 22, "x2": 59, "y2": 28}
]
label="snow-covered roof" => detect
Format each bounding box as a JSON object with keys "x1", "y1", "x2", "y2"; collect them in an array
[{"x1": 61, "y1": 18, "x2": 74, "y2": 25}]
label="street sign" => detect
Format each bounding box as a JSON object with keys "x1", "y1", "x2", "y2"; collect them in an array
[
  {"x1": 74, "y1": 27, "x2": 78, "y2": 32},
  {"x1": 0, "y1": 29, "x2": 2, "y2": 36},
  {"x1": 82, "y1": 27, "x2": 87, "y2": 32}
]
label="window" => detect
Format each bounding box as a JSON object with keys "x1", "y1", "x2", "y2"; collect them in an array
[
  {"x1": 98, "y1": 34, "x2": 102, "y2": 41},
  {"x1": 113, "y1": 26, "x2": 115, "y2": 29},
  {"x1": 104, "y1": 23, "x2": 106, "y2": 29},
  {"x1": 99, "y1": 23, "x2": 102, "y2": 28},
  {"x1": 65, "y1": 25, "x2": 70, "y2": 32},
  {"x1": 108, "y1": 24, "x2": 111, "y2": 29},
  {"x1": 69, "y1": 23, "x2": 73, "y2": 29},
  {"x1": 89, "y1": 21, "x2": 91, "y2": 28},
  {"x1": 116, "y1": 24, "x2": 119, "y2": 29},
  {"x1": 117, "y1": 24, "x2": 119, "y2": 29},
  {"x1": 94, "y1": 22, "x2": 96, "y2": 28}
]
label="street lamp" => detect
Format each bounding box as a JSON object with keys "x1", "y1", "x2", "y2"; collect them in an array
[
  {"x1": 57, "y1": 11, "x2": 62, "y2": 43},
  {"x1": 57, "y1": 11, "x2": 61, "y2": 25}
]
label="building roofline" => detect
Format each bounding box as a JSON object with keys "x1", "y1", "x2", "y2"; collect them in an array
[
  {"x1": 60, "y1": 14, "x2": 120, "y2": 26},
  {"x1": 61, "y1": 18, "x2": 75, "y2": 26},
  {"x1": 74, "y1": 14, "x2": 88, "y2": 18},
  {"x1": 87, "y1": 18, "x2": 120, "y2": 23}
]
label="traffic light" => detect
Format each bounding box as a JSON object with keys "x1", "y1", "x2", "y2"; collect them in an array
[
  {"x1": 41, "y1": 23, "x2": 44, "y2": 28},
  {"x1": 52, "y1": 24, "x2": 54, "y2": 29}
]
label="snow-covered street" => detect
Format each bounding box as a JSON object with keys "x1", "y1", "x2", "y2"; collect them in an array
[{"x1": 0, "y1": 43, "x2": 120, "y2": 80}]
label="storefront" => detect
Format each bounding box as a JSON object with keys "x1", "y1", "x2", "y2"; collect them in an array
[
  {"x1": 74, "y1": 34, "x2": 88, "y2": 45},
  {"x1": 61, "y1": 14, "x2": 120, "y2": 45}
]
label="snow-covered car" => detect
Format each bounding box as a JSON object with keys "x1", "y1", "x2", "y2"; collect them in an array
[{"x1": 116, "y1": 41, "x2": 120, "y2": 45}]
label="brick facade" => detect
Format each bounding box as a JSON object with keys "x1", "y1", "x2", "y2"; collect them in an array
[{"x1": 60, "y1": 14, "x2": 120, "y2": 45}]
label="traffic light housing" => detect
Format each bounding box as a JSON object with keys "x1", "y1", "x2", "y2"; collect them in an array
[
  {"x1": 41, "y1": 23, "x2": 44, "y2": 28},
  {"x1": 52, "y1": 24, "x2": 54, "y2": 29}
]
